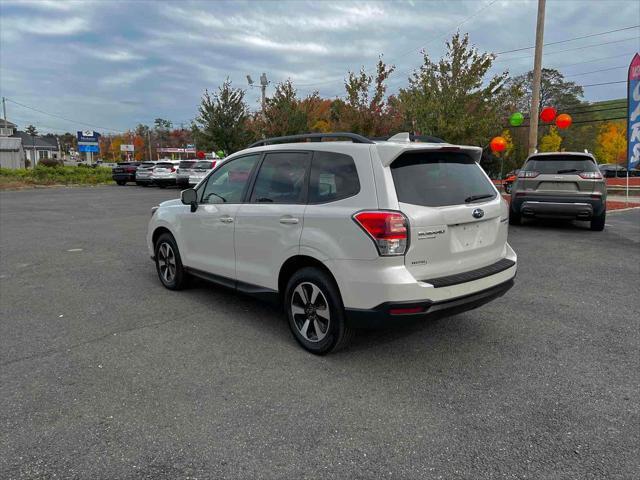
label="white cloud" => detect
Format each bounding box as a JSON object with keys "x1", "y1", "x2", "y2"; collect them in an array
[{"x1": 3, "y1": 16, "x2": 89, "y2": 38}]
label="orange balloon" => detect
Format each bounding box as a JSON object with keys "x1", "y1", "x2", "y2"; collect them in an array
[
  {"x1": 556, "y1": 113, "x2": 572, "y2": 129},
  {"x1": 490, "y1": 136, "x2": 507, "y2": 153}
]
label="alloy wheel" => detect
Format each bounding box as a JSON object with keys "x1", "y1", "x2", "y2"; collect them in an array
[
  {"x1": 157, "y1": 242, "x2": 176, "y2": 283},
  {"x1": 290, "y1": 282, "x2": 330, "y2": 343}
]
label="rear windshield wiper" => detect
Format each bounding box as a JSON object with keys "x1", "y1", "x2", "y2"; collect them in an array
[
  {"x1": 556, "y1": 168, "x2": 582, "y2": 174},
  {"x1": 465, "y1": 193, "x2": 495, "y2": 203}
]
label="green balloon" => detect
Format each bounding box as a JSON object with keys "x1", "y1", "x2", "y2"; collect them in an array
[
  {"x1": 509, "y1": 112, "x2": 524, "y2": 127},
  {"x1": 216, "y1": 150, "x2": 225, "y2": 158}
]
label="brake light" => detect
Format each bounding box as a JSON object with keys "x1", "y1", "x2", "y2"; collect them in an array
[
  {"x1": 579, "y1": 171, "x2": 602, "y2": 179},
  {"x1": 518, "y1": 171, "x2": 539, "y2": 178},
  {"x1": 211, "y1": 161, "x2": 217, "y2": 169},
  {"x1": 170, "y1": 167, "x2": 176, "y2": 173},
  {"x1": 353, "y1": 211, "x2": 408, "y2": 256}
]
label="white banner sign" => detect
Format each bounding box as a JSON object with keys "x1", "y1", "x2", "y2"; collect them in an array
[{"x1": 120, "y1": 144, "x2": 135, "y2": 152}]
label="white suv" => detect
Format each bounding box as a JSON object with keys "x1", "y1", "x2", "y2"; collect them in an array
[{"x1": 147, "y1": 133, "x2": 517, "y2": 354}]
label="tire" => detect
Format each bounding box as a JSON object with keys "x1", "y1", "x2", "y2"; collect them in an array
[
  {"x1": 154, "y1": 233, "x2": 188, "y2": 290},
  {"x1": 590, "y1": 210, "x2": 606, "y2": 231},
  {"x1": 158, "y1": 184, "x2": 166, "y2": 189},
  {"x1": 116, "y1": 180, "x2": 126, "y2": 186},
  {"x1": 285, "y1": 267, "x2": 354, "y2": 355},
  {"x1": 509, "y1": 208, "x2": 521, "y2": 225}
]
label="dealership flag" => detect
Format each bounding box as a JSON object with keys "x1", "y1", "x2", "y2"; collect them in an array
[{"x1": 628, "y1": 53, "x2": 640, "y2": 171}]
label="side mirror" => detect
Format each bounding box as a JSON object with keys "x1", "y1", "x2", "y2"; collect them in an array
[{"x1": 181, "y1": 188, "x2": 198, "y2": 212}]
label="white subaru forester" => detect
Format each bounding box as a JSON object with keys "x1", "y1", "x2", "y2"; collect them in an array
[{"x1": 147, "y1": 133, "x2": 517, "y2": 354}]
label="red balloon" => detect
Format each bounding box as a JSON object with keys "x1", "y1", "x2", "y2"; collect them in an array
[
  {"x1": 490, "y1": 136, "x2": 507, "y2": 153},
  {"x1": 555, "y1": 113, "x2": 572, "y2": 129},
  {"x1": 540, "y1": 106, "x2": 557, "y2": 123},
  {"x1": 196, "y1": 150, "x2": 206, "y2": 159}
]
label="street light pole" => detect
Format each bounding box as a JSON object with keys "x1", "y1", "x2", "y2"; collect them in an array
[{"x1": 528, "y1": 0, "x2": 546, "y2": 154}]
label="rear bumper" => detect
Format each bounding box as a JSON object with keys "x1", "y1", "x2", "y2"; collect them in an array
[
  {"x1": 512, "y1": 194, "x2": 605, "y2": 218},
  {"x1": 112, "y1": 173, "x2": 135, "y2": 182},
  {"x1": 176, "y1": 176, "x2": 190, "y2": 187},
  {"x1": 152, "y1": 177, "x2": 177, "y2": 186},
  {"x1": 345, "y1": 278, "x2": 514, "y2": 328}
]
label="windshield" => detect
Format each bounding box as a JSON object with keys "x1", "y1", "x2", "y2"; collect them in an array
[
  {"x1": 179, "y1": 161, "x2": 196, "y2": 169},
  {"x1": 523, "y1": 155, "x2": 597, "y2": 174},
  {"x1": 390, "y1": 151, "x2": 496, "y2": 207}
]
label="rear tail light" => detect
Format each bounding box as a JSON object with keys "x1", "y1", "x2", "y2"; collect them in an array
[
  {"x1": 353, "y1": 211, "x2": 408, "y2": 256},
  {"x1": 170, "y1": 167, "x2": 176, "y2": 173},
  {"x1": 518, "y1": 171, "x2": 539, "y2": 178},
  {"x1": 579, "y1": 171, "x2": 602, "y2": 179},
  {"x1": 211, "y1": 161, "x2": 217, "y2": 169}
]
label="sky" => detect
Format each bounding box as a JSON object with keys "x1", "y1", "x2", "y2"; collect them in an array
[{"x1": 0, "y1": 0, "x2": 638, "y2": 135}]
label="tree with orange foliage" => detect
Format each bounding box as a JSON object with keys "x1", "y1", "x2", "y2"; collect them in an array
[{"x1": 595, "y1": 121, "x2": 626, "y2": 165}]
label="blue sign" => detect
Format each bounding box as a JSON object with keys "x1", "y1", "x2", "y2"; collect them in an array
[
  {"x1": 78, "y1": 144, "x2": 100, "y2": 153},
  {"x1": 628, "y1": 53, "x2": 640, "y2": 170},
  {"x1": 77, "y1": 130, "x2": 101, "y2": 142}
]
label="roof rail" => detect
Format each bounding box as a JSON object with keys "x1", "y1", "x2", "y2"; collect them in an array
[{"x1": 248, "y1": 132, "x2": 374, "y2": 148}]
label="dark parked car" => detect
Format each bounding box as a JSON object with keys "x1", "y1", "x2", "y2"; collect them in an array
[
  {"x1": 599, "y1": 164, "x2": 627, "y2": 178},
  {"x1": 112, "y1": 162, "x2": 141, "y2": 185}
]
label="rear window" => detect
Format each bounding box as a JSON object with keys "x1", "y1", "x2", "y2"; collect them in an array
[
  {"x1": 156, "y1": 162, "x2": 174, "y2": 168},
  {"x1": 141, "y1": 162, "x2": 155, "y2": 168},
  {"x1": 179, "y1": 161, "x2": 196, "y2": 169},
  {"x1": 308, "y1": 151, "x2": 360, "y2": 203},
  {"x1": 391, "y1": 151, "x2": 496, "y2": 207},
  {"x1": 524, "y1": 155, "x2": 597, "y2": 174},
  {"x1": 195, "y1": 160, "x2": 215, "y2": 169}
]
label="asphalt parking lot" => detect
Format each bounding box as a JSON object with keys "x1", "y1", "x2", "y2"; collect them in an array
[{"x1": 1, "y1": 186, "x2": 638, "y2": 479}]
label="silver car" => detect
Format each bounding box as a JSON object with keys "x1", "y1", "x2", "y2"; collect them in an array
[
  {"x1": 510, "y1": 152, "x2": 607, "y2": 231},
  {"x1": 188, "y1": 159, "x2": 220, "y2": 186},
  {"x1": 151, "y1": 160, "x2": 180, "y2": 188},
  {"x1": 176, "y1": 160, "x2": 198, "y2": 188},
  {"x1": 135, "y1": 161, "x2": 157, "y2": 186}
]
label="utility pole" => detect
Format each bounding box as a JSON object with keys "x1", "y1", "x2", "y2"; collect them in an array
[
  {"x1": 528, "y1": 0, "x2": 546, "y2": 154},
  {"x1": 147, "y1": 129, "x2": 152, "y2": 160},
  {"x1": 2, "y1": 96, "x2": 7, "y2": 127}
]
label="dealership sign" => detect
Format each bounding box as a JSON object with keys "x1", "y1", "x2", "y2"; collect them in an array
[
  {"x1": 158, "y1": 147, "x2": 196, "y2": 153},
  {"x1": 120, "y1": 144, "x2": 135, "y2": 152},
  {"x1": 78, "y1": 144, "x2": 99, "y2": 153},
  {"x1": 77, "y1": 130, "x2": 100, "y2": 143},
  {"x1": 628, "y1": 53, "x2": 640, "y2": 170}
]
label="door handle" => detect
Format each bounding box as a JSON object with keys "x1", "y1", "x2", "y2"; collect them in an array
[
  {"x1": 220, "y1": 216, "x2": 234, "y2": 223},
  {"x1": 279, "y1": 217, "x2": 299, "y2": 225}
]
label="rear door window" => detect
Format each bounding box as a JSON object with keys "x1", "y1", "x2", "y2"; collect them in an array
[
  {"x1": 523, "y1": 155, "x2": 598, "y2": 174},
  {"x1": 391, "y1": 151, "x2": 496, "y2": 207},
  {"x1": 308, "y1": 151, "x2": 360, "y2": 203},
  {"x1": 250, "y1": 152, "x2": 310, "y2": 204}
]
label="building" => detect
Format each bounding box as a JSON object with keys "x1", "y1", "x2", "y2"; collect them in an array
[
  {"x1": 14, "y1": 131, "x2": 60, "y2": 166},
  {"x1": 0, "y1": 120, "x2": 25, "y2": 169}
]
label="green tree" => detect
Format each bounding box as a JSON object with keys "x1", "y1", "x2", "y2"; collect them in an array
[
  {"x1": 505, "y1": 68, "x2": 584, "y2": 114},
  {"x1": 340, "y1": 57, "x2": 397, "y2": 136},
  {"x1": 261, "y1": 80, "x2": 308, "y2": 137},
  {"x1": 539, "y1": 126, "x2": 562, "y2": 152},
  {"x1": 25, "y1": 124, "x2": 38, "y2": 136},
  {"x1": 192, "y1": 79, "x2": 251, "y2": 154},
  {"x1": 399, "y1": 33, "x2": 507, "y2": 145}
]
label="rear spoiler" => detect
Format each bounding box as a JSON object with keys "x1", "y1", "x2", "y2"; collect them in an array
[{"x1": 374, "y1": 142, "x2": 483, "y2": 167}]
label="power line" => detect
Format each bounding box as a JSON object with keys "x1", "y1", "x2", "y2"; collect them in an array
[
  {"x1": 508, "y1": 116, "x2": 626, "y2": 128},
  {"x1": 495, "y1": 25, "x2": 639, "y2": 55},
  {"x1": 494, "y1": 36, "x2": 639, "y2": 62},
  {"x1": 581, "y1": 80, "x2": 626, "y2": 87},
  {"x1": 556, "y1": 52, "x2": 637, "y2": 69},
  {"x1": 5, "y1": 98, "x2": 122, "y2": 133},
  {"x1": 564, "y1": 66, "x2": 626, "y2": 77}
]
